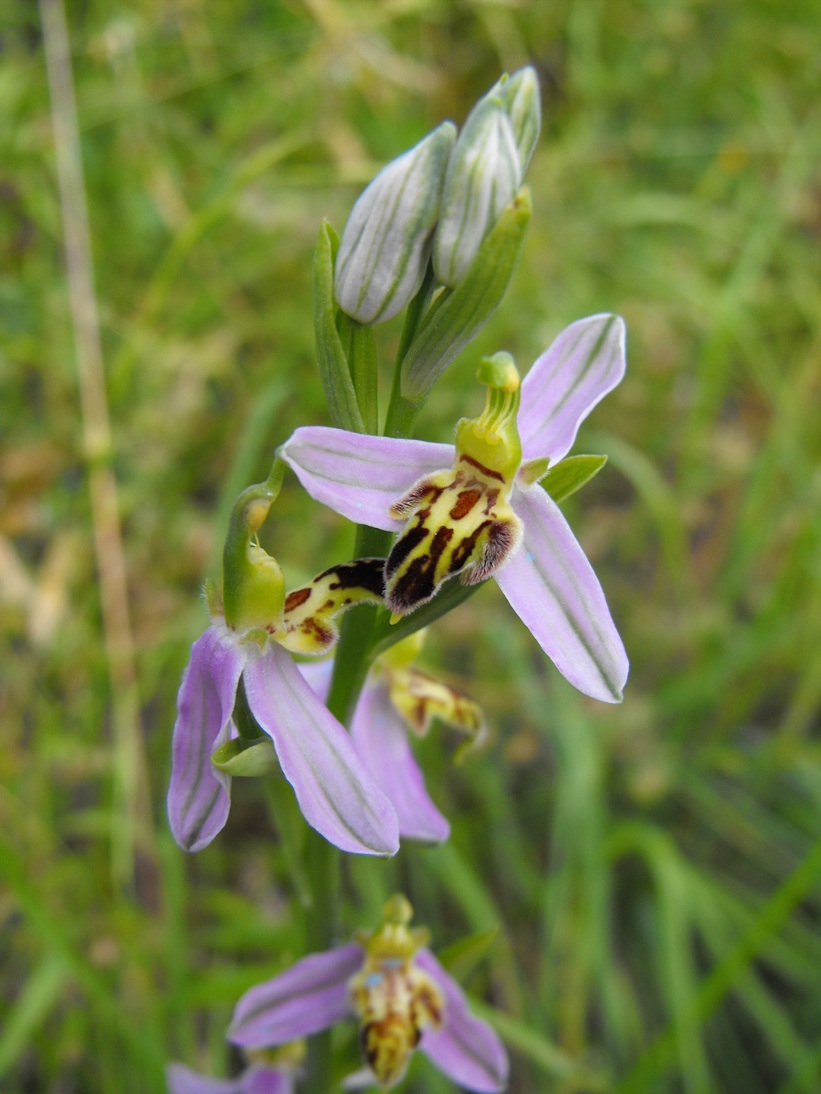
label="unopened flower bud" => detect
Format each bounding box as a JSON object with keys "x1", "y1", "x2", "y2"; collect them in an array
[
  {"x1": 489, "y1": 65, "x2": 542, "y2": 174},
  {"x1": 432, "y1": 98, "x2": 521, "y2": 288},
  {"x1": 334, "y1": 121, "x2": 456, "y2": 324}
]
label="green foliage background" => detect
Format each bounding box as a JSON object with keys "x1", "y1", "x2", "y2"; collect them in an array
[{"x1": 3, "y1": 0, "x2": 821, "y2": 1091}]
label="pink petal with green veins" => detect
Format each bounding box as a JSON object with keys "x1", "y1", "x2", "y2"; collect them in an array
[
  {"x1": 167, "y1": 625, "x2": 245, "y2": 853},
  {"x1": 518, "y1": 314, "x2": 626, "y2": 463},
  {"x1": 416, "y1": 950, "x2": 509, "y2": 1092},
  {"x1": 351, "y1": 683, "x2": 450, "y2": 844},
  {"x1": 229, "y1": 944, "x2": 363, "y2": 1046},
  {"x1": 280, "y1": 426, "x2": 450, "y2": 531},
  {"x1": 243, "y1": 645, "x2": 400, "y2": 856},
  {"x1": 500, "y1": 486, "x2": 628, "y2": 702}
]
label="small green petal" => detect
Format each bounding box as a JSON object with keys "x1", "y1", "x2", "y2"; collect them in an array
[{"x1": 540, "y1": 454, "x2": 609, "y2": 503}]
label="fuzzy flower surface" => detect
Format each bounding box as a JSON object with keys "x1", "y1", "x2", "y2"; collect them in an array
[
  {"x1": 280, "y1": 314, "x2": 629, "y2": 703},
  {"x1": 168, "y1": 557, "x2": 400, "y2": 857},
  {"x1": 228, "y1": 896, "x2": 508, "y2": 1092}
]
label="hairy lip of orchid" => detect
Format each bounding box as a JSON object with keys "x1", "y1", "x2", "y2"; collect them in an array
[
  {"x1": 279, "y1": 313, "x2": 630, "y2": 703},
  {"x1": 348, "y1": 895, "x2": 444, "y2": 1088},
  {"x1": 384, "y1": 352, "x2": 524, "y2": 617},
  {"x1": 228, "y1": 895, "x2": 509, "y2": 1092}
]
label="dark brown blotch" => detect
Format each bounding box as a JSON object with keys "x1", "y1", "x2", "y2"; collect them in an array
[
  {"x1": 459, "y1": 453, "x2": 504, "y2": 482},
  {"x1": 316, "y1": 558, "x2": 386, "y2": 597},
  {"x1": 385, "y1": 524, "x2": 429, "y2": 578},
  {"x1": 448, "y1": 520, "x2": 492, "y2": 574},
  {"x1": 284, "y1": 587, "x2": 311, "y2": 612},
  {"x1": 387, "y1": 525, "x2": 454, "y2": 613},
  {"x1": 449, "y1": 489, "x2": 482, "y2": 521}
]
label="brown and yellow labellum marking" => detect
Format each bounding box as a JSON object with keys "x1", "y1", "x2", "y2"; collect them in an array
[
  {"x1": 349, "y1": 957, "x2": 444, "y2": 1089},
  {"x1": 384, "y1": 455, "x2": 522, "y2": 616},
  {"x1": 349, "y1": 894, "x2": 445, "y2": 1089},
  {"x1": 277, "y1": 557, "x2": 386, "y2": 655},
  {"x1": 386, "y1": 667, "x2": 485, "y2": 743}
]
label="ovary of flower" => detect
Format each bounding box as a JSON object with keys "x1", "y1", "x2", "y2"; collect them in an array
[
  {"x1": 228, "y1": 895, "x2": 508, "y2": 1093},
  {"x1": 279, "y1": 313, "x2": 630, "y2": 703}
]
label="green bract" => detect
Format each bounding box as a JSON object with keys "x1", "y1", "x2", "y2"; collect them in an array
[
  {"x1": 401, "y1": 189, "x2": 532, "y2": 403},
  {"x1": 313, "y1": 221, "x2": 365, "y2": 433}
]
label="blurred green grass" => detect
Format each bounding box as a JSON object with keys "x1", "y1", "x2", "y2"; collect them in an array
[{"x1": 3, "y1": 0, "x2": 821, "y2": 1091}]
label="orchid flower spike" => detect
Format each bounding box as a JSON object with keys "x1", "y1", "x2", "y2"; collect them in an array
[
  {"x1": 280, "y1": 314, "x2": 629, "y2": 703},
  {"x1": 301, "y1": 630, "x2": 486, "y2": 845},
  {"x1": 228, "y1": 895, "x2": 508, "y2": 1092},
  {"x1": 168, "y1": 467, "x2": 399, "y2": 857}
]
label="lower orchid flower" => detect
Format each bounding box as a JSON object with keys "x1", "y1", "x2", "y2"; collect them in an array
[
  {"x1": 301, "y1": 630, "x2": 486, "y2": 845},
  {"x1": 280, "y1": 313, "x2": 629, "y2": 703},
  {"x1": 228, "y1": 895, "x2": 508, "y2": 1093},
  {"x1": 168, "y1": 477, "x2": 399, "y2": 857},
  {"x1": 166, "y1": 1043, "x2": 304, "y2": 1094}
]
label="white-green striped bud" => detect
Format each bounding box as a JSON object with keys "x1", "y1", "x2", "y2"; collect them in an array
[
  {"x1": 432, "y1": 98, "x2": 521, "y2": 288},
  {"x1": 334, "y1": 121, "x2": 456, "y2": 325},
  {"x1": 489, "y1": 66, "x2": 541, "y2": 175}
]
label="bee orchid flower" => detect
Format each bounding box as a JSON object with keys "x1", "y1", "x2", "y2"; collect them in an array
[
  {"x1": 280, "y1": 314, "x2": 629, "y2": 703},
  {"x1": 168, "y1": 476, "x2": 400, "y2": 857},
  {"x1": 228, "y1": 896, "x2": 508, "y2": 1093}
]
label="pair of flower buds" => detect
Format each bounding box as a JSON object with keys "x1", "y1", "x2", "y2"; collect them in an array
[{"x1": 334, "y1": 67, "x2": 541, "y2": 326}]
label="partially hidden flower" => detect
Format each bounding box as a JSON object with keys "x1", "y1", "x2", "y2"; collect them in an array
[
  {"x1": 279, "y1": 314, "x2": 629, "y2": 703},
  {"x1": 301, "y1": 631, "x2": 486, "y2": 845},
  {"x1": 228, "y1": 895, "x2": 508, "y2": 1093},
  {"x1": 166, "y1": 1043, "x2": 304, "y2": 1094},
  {"x1": 168, "y1": 475, "x2": 400, "y2": 856},
  {"x1": 334, "y1": 121, "x2": 456, "y2": 324}
]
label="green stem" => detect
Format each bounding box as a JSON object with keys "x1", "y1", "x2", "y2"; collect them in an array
[
  {"x1": 305, "y1": 529, "x2": 393, "y2": 1087},
  {"x1": 383, "y1": 377, "x2": 422, "y2": 439},
  {"x1": 326, "y1": 523, "x2": 393, "y2": 724},
  {"x1": 304, "y1": 263, "x2": 439, "y2": 1086},
  {"x1": 382, "y1": 263, "x2": 437, "y2": 439},
  {"x1": 303, "y1": 829, "x2": 338, "y2": 1089}
]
